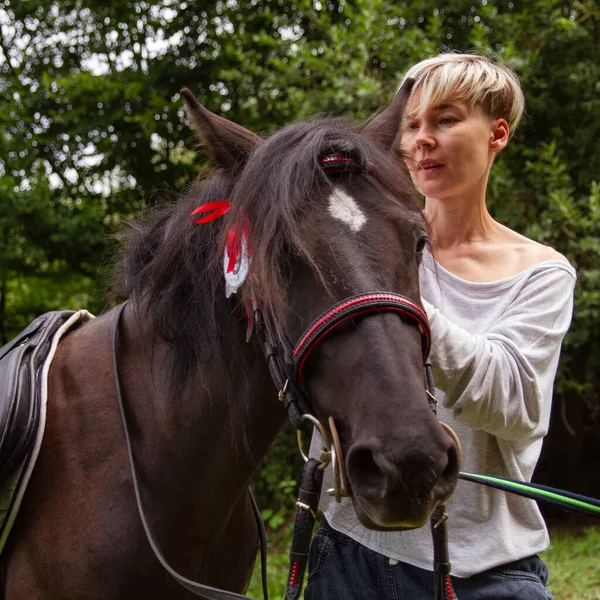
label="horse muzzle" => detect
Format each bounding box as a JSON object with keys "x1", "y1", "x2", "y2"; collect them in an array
[{"x1": 344, "y1": 422, "x2": 461, "y2": 530}]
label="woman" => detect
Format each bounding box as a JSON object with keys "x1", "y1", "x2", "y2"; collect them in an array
[{"x1": 305, "y1": 53, "x2": 576, "y2": 599}]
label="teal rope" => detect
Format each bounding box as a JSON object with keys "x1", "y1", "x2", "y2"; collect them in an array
[{"x1": 459, "y1": 472, "x2": 600, "y2": 518}]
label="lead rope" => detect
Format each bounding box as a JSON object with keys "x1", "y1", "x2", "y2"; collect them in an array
[
  {"x1": 111, "y1": 302, "x2": 269, "y2": 600},
  {"x1": 284, "y1": 458, "x2": 324, "y2": 600},
  {"x1": 431, "y1": 505, "x2": 454, "y2": 600},
  {"x1": 425, "y1": 362, "x2": 459, "y2": 600}
]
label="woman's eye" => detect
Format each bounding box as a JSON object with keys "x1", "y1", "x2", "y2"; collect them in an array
[{"x1": 440, "y1": 116, "x2": 455, "y2": 125}]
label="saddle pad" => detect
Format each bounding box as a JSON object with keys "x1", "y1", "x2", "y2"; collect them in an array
[{"x1": 0, "y1": 309, "x2": 94, "y2": 554}]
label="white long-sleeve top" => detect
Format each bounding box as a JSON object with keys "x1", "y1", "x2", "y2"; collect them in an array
[{"x1": 315, "y1": 248, "x2": 576, "y2": 576}]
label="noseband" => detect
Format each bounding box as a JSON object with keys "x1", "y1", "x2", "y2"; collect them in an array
[
  {"x1": 256, "y1": 291, "x2": 431, "y2": 433},
  {"x1": 295, "y1": 292, "x2": 430, "y2": 380}
]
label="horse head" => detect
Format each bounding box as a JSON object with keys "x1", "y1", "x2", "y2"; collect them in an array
[{"x1": 180, "y1": 86, "x2": 460, "y2": 531}]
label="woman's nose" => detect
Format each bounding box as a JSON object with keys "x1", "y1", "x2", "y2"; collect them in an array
[{"x1": 415, "y1": 126, "x2": 435, "y2": 149}]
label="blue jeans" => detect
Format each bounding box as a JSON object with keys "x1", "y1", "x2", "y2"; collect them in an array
[{"x1": 304, "y1": 521, "x2": 554, "y2": 600}]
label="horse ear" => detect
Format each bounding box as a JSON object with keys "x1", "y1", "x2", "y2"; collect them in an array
[
  {"x1": 360, "y1": 78, "x2": 415, "y2": 150},
  {"x1": 180, "y1": 87, "x2": 262, "y2": 170}
]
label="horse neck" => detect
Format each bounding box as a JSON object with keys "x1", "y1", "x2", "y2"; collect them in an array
[{"x1": 117, "y1": 302, "x2": 287, "y2": 526}]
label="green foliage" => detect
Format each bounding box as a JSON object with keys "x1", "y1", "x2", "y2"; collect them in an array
[
  {"x1": 543, "y1": 526, "x2": 600, "y2": 599},
  {"x1": 1, "y1": 0, "x2": 599, "y2": 511},
  {"x1": 247, "y1": 535, "x2": 291, "y2": 599},
  {"x1": 252, "y1": 423, "x2": 304, "y2": 530}
]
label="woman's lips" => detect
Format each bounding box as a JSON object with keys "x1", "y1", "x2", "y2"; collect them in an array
[{"x1": 418, "y1": 160, "x2": 444, "y2": 170}]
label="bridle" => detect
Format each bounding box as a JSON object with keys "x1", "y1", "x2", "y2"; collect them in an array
[
  {"x1": 251, "y1": 289, "x2": 460, "y2": 600},
  {"x1": 111, "y1": 155, "x2": 461, "y2": 600},
  {"x1": 256, "y1": 289, "x2": 435, "y2": 495}
]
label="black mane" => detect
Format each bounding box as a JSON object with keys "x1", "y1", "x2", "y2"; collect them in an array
[{"x1": 115, "y1": 117, "x2": 421, "y2": 391}]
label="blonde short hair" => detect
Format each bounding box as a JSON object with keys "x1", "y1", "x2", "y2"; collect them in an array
[{"x1": 399, "y1": 53, "x2": 525, "y2": 137}]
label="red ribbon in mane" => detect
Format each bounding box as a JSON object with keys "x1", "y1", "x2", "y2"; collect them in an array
[
  {"x1": 189, "y1": 200, "x2": 232, "y2": 224},
  {"x1": 190, "y1": 200, "x2": 251, "y2": 274}
]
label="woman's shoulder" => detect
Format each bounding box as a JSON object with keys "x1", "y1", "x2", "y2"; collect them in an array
[
  {"x1": 423, "y1": 225, "x2": 575, "y2": 285},
  {"x1": 504, "y1": 227, "x2": 571, "y2": 272}
]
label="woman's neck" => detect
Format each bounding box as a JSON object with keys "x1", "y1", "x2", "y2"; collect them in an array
[{"x1": 424, "y1": 190, "x2": 500, "y2": 252}]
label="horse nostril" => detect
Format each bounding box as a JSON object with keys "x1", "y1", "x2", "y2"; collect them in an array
[
  {"x1": 346, "y1": 445, "x2": 387, "y2": 497},
  {"x1": 433, "y1": 438, "x2": 461, "y2": 503},
  {"x1": 447, "y1": 441, "x2": 461, "y2": 478},
  {"x1": 440, "y1": 421, "x2": 462, "y2": 469}
]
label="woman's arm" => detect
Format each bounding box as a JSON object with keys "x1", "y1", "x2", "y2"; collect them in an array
[{"x1": 423, "y1": 266, "x2": 576, "y2": 441}]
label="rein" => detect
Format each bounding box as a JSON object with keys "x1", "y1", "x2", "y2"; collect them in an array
[
  {"x1": 111, "y1": 288, "x2": 600, "y2": 600},
  {"x1": 111, "y1": 301, "x2": 269, "y2": 600}
]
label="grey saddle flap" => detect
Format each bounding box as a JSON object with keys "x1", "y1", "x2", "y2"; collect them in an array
[{"x1": 0, "y1": 311, "x2": 75, "y2": 483}]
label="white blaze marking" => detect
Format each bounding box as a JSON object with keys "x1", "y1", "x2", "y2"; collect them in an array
[{"x1": 327, "y1": 187, "x2": 367, "y2": 232}]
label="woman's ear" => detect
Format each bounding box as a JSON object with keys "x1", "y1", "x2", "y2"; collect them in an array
[{"x1": 490, "y1": 118, "x2": 510, "y2": 153}]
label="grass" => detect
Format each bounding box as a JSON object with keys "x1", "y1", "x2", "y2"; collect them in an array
[
  {"x1": 247, "y1": 523, "x2": 600, "y2": 599},
  {"x1": 543, "y1": 525, "x2": 600, "y2": 599},
  {"x1": 248, "y1": 549, "x2": 289, "y2": 599}
]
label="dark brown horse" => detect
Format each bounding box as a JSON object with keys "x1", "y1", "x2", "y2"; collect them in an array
[{"x1": 1, "y1": 86, "x2": 459, "y2": 598}]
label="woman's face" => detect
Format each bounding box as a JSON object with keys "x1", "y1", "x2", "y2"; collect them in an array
[{"x1": 399, "y1": 91, "x2": 507, "y2": 202}]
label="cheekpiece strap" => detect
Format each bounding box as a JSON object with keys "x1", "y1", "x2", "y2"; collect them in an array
[
  {"x1": 425, "y1": 361, "x2": 437, "y2": 415},
  {"x1": 252, "y1": 298, "x2": 313, "y2": 431}
]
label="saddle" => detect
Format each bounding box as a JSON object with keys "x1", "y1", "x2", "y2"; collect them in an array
[{"x1": 0, "y1": 311, "x2": 76, "y2": 483}]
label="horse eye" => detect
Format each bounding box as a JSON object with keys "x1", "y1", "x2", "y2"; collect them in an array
[{"x1": 416, "y1": 235, "x2": 429, "y2": 254}]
